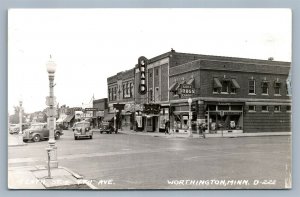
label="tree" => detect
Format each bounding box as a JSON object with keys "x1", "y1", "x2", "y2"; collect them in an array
[{"x1": 9, "y1": 106, "x2": 25, "y2": 124}]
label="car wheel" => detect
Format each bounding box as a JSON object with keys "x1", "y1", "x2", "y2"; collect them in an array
[
  {"x1": 33, "y1": 134, "x2": 41, "y2": 142},
  {"x1": 23, "y1": 139, "x2": 28, "y2": 143},
  {"x1": 55, "y1": 132, "x2": 60, "y2": 140},
  {"x1": 100, "y1": 131, "x2": 103, "y2": 134},
  {"x1": 74, "y1": 136, "x2": 77, "y2": 140},
  {"x1": 90, "y1": 135, "x2": 93, "y2": 139}
]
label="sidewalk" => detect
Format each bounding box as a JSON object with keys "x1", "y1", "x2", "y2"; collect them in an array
[
  {"x1": 119, "y1": 130, "x2": 204, "y2": 139},
  {"x1": 8, "y1": 133, "x2": 27, "y2": 147},
  {"x1": 8, "y1": 165, "x2": 95, "y2": 189},
  {"x1": 119, "y1": 130, "x2": 292, "y2": 138}
]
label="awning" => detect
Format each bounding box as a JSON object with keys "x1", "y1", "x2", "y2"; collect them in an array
[
  {"x1": 231, "y1": 79, "x2": 240, "y2": 89},
  {"x1": 103, "y1": 113, "x2": 115, "y2": 121},
  {"x1": 187, "y1": 78, "x2": 195, "y2": 85},
  {"x1": 213, "y1": 78, "x2": 222, "y2": 88},
  {"x1": 169, "y1": 82, "x2": 178, "y2": 92},
  {"x1": 64, "y1": 114, "x2": 74, "y2": 123}
]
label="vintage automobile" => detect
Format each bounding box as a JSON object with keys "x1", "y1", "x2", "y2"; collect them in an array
[
  {"x1": 22, "y1": 123, "x2": 63, "y2": 142},
  {"x1": 99, "y1": 121, "x2": 115, "y2": 134},
  {"x1": 9, "y1": 123, "x2": 30, "y2": 134},
  {"x1": 73, "y1": 121, "x2": 93, "y2": 140}
]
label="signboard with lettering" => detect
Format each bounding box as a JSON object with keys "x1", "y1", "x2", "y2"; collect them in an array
[
  {"x1": 84, "y1": 108, "x2": 100, "y2": 111},
  {"x1": 138, "y1": 56, "x2": 148, "y2": 95},
  {"x1": 178, "y1": 84, "x2": 195, "y2": 98}
]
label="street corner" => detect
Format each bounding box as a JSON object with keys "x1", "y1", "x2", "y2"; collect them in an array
[
  {"x1": 8, "y1": 166, "x2": 45, "y2": 189},
  {"x1": 32, "y1": 166, "x2": 95, "y2": 189}
]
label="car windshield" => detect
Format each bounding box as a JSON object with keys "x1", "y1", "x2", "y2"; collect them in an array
[
  {"x1": 75, "y1": 123, "x2": 89, "y2": 128},
  {"x1": 30, "y1": 125, "x2": 45, "y2": 130}
]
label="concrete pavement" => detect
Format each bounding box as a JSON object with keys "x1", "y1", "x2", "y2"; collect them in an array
[{"x1": 8, "y1": 165, "x2": 94, "y2": 189}]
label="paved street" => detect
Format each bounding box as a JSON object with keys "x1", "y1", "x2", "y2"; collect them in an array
[{"x1": 8, "y1": 130, "x2": 291, "y2": 189}]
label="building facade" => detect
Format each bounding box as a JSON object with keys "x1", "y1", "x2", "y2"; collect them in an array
[
  {"x1": 92, "y1": 98, "x2": 108, "y2": 128},
  {"x1": 107, "y1": 68, "x2": 135, "y2": 130},
  {"x1": 107, "y1": 50, "x2": 292, "y2": 134}
]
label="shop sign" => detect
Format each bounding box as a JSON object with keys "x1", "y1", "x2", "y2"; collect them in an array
[
  {"x1": 113, "y1": 103, "x2": 125, "y2": 110},
  {"x1": 179, "y1": 84, "x2": 195, "y2": 98},
  {"x1": 96, "y1": 111, "x2": 104, "y2": 117},
  {"x1": 84, "y1": 108, "x2": 100, "y2": 111},
  {"x1": 138, "y1": 56, "x2": 148, "y2": 95}
]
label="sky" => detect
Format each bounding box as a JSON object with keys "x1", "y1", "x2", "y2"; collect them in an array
[{"x1": 8, "y1": 9, "x2": 291, "y2": 114}]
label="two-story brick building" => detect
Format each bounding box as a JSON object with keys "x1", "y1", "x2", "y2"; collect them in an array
[
  {"x1": 108, "y1": 49, "x2": 291, "y2": 134},
  {"x1": 107, "y1": 68, "x2": 135, "y2": 130}
]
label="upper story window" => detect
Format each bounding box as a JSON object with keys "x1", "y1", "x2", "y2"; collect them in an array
[
  {"x1": 274, "y1": 80, "x2": 281, "y2": 95},
  {"x1": 149, "y1": 88, "x2": 153, "y2": 102},
  {"x1": 248, "y1": 105, "x2": 256, "y2": 112},
  {"x1": 261, "y1": 81, "x2": 269, "y2": 95},
  {"x1": 130, "y1": 83, "x2": 133, "y2": 97},
  {"x1": 261, "y1": 105, "x2": 269, "y2": 112},
  {"x1": 249, "y1": 80, "x2": 256, "y2": 94},
  {"x1": 122, "y1": 84, "x2": 125, "y2": 98},
  {"x1": 213, "y1": 78, "x2": 222, "y2": 94},
  {"x1": 221, "y1": 80, "x2": 230, "y2": 94},
  {"x1": 274, "y1": 105, "x2": 281, "y2": 112},
  {"x1": 286, "y1": 80, "x2": 292, "y2": 96},
  {"x1": 108, "y1": 89, "x2": 111, "y2": 101},
  {"x1": 286, "y1": 105, "x2": 291, "y2": 112},
  {"x1": 114, "y1": 87, "x2": 117, "y2": 100}
]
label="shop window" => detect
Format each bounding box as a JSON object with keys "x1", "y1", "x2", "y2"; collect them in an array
[
  {"x1": 208, "y1": 105, "x2": 216, "y2": 111},
  {"x1": 248, "y1": 105, "x2": 256, "y2": 112},
  {"x1": 274, "y1": 82, "x2": 281, "y2": 95},
  {"x1": 221, "y1": 81, "x2": 229, "y2": 93},
  {"x1": 262, "y1": 105, "x2": 269, "y2": 112},
  {"x1": 249, "y1": 80, "x2": 256, "y2": 94},
  {"x1": 218, "y1": 105, "x2": 229, "y2": 111},
  {"x1": 274, "y1": 105, "x2": 281, "y2": 112},
  {"x1": 231, "y1": 105, "x2": 242, "y2": 111},
  {"x1": 286, "y1": 105, "x2": 291, "y2": 112},
  {"x1": 261, "y1": 82, "x2": 269, "y2": 95}
]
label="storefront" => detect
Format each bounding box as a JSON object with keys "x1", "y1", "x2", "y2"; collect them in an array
[
  {"x1": 159, "y1": 106, "x2": 170, "y2": 132},
  {"x1": 171, "y1": 104, "x2": 197, "y2": 133},
  {"x1": 204, "y1": 101, "x2": 244, "y2": 134}
]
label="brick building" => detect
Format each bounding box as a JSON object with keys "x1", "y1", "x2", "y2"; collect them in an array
[
  {"x1": 107, "y1": 49, "x2": 291, "y2": 134},
  {"x1": 92, "y1": 98, "x2": 108, "y2": 128},
  {"x1": 107, "y1": 68, "x2": 135, "y2": 130}
]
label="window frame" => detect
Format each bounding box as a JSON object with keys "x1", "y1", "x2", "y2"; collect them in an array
[
  {"x1": 261, "y1": 105, "x2": 269, "y2": 112},
  {"x1": 274, "y1": 105, "x2": 281, "y2": 112},
  {"x1": 248, "y1": 79, "x2": 256, "y2": 95},
  {"x1": 261, "y1": 82, "x2": 269, "y2": 95},
  {"x1": 248, "y1": 105, "x2": 256, "y2": 112}
]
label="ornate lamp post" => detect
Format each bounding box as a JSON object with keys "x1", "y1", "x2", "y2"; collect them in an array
[
  {"x1": 188, "y1": 98, "x2": 193, "y2": 137},
  {"x1": 46, "y1": 55, "x2": 58, "y2": 168}
]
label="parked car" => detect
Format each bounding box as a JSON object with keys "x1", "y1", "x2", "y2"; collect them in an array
[
  {"x1": 73, "y1": 121, "x2": 93, "y2": 140},
  {"x1": 9, "y1": 123, "x2": 30, "y2": 134},
  {"x1": 99, "y1": 121, "x2": 115, "y2": 134},
  {"x1": 23, "y1": 123, "x2": 63, "y2": 142}
]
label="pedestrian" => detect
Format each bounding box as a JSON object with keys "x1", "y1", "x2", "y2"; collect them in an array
[{"x1": 165, "y1": 120, "x2": 170, "y2": 135}]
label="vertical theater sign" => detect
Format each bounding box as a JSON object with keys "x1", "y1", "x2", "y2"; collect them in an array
[{"x1": 138, "y1": 56, "x2": 148, "y2": 95}]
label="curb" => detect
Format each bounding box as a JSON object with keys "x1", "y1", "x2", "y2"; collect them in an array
[{"x1": 8, "y1": 143, "x2": 28, "y2": 147}]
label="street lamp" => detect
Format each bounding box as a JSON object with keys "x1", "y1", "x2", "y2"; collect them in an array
[
  {"x1": 188, "y1": 98, "x2": 193, "y2": 137},
  {"x1": 18, "y1": 99, "x2": 24, "y2": 144},
  {"x1": 45, "y1": 55, "x2": 58, "y2": 168}
]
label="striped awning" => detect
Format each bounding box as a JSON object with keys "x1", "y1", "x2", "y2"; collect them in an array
[
  {"x1": 187, "y1": 78, "x2": 195, "y2": 85},
  {"x1": 169, "y1": 82, "x2": 178, "y2": 92},
  {"x1": 213, "y1": 78, "x2": 222, "y2": 88},
  {"x1": 231, "y1": 79, "x2": 240, "y2": 89}
]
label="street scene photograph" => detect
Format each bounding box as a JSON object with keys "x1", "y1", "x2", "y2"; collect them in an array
[{"x1": 8, "y1": 9, "x2": 292, "y2": 189}]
